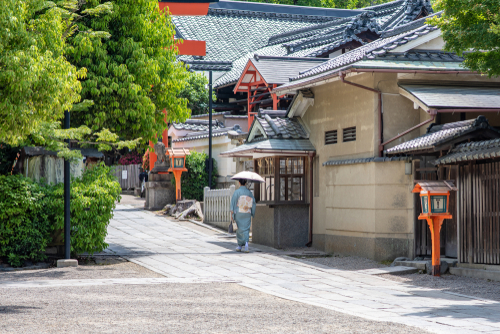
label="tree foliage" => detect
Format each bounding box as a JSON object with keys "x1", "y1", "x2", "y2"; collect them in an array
[
  {"x1": 179, "y1": 72, "x2": 217, "y2": 116},
  {"x1": 430, "y1": 0, "x2": 500, "y2": 77},
  {"x1": 179, "y1": 151, "x2": 218, "y2": 201},
  {"x1": 0, "y1": 0, "x2": 84, "y2": 146},
  {"x1": 0, "y1": 0, "x2": 141, "y2": 160},
  {"x1": 67, "y1": 0, "x2": 190, "y2": 145}
]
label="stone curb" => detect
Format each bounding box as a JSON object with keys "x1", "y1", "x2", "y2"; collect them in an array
[{"x1": 0, "y1": 263, "x2": 51, "y2": 272}]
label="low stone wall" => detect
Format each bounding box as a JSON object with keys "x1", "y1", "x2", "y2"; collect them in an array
[{"x1": 253, "y1": 203, "x2": 309, "y2": 249}]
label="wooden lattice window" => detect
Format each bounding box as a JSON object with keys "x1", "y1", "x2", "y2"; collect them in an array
[
  {"x1": 279, "y1": 157, "x2": 305, "y2": 202},
  {"x1": 343, "y1": 126, "x2": 356, "y2": 142},
  {"x1": 325, "y1": 130, "x2": 338, "y2": 145},
  {"x1": 256, "y1": 157, "x2": 275, "y2": 202},
  {"x1": 255, "y1": 157, "x2": 306, "y2": 203}
]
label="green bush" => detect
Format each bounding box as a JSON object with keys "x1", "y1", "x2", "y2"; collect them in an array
[
  {"x1": 0, "y1": 175, "x2": 53, "y2": 267},
  {"x1": 50, "y1": 163, "x2": 122, "y2": 256},
  {"x1": 179, "y1": 151, "x2": 218, "y2": 201},
  {"x1": 0, "y1": 163, "x2": 121, "y2": 266}
]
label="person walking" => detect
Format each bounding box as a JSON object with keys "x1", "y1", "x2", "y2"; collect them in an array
[{"x1": 230, "y1": 179, "x2": 256, "y2": 253}]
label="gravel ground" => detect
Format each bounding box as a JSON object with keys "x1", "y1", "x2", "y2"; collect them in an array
[
  {"x1": 302, "y1": 254, "x2": 389, "y2": 271},
  {"x1": 380, "y1": 272, "x2": 500, "y2": 302},
  {"x1": 0, "y1": 256, "x2": 164, "y2": 282},
  {"x1": 302, "y1": 255, "x2": 500, "y2": 302},
  {"x1": 0, "y1": 283, "x2": 428, "y2": 334}
]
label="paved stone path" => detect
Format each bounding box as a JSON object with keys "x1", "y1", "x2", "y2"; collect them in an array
[{"x1": 104, "y1": 205, "x2": 500, "y2": 334}]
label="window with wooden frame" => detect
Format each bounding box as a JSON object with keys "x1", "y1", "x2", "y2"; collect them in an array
[
  {"x1": 256, "y1": 157, "x2": 275, "y2": 202},
  {"x1": 279, "y1": 157, "x2": 305, "y2": 202},
  {"x1": 343, "y1": 126, "x2": 356, "y2": 142},
  {"x1": 255, "y1": 157, "x2": 306, "y2": 203},
  {"x1": 325, "y1": 130, "x2": 337, "y2": 145}
]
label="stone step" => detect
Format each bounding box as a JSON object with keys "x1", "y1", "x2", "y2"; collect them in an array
[
  {"x1": 357, "y1": 266, "x2": 418, "y2": 276},
  {"x1": 450, "y1": 267, "x2": 500, "y2": 282}
]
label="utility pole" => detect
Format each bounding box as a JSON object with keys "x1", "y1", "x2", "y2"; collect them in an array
[
  {"x1": 208, "y1": 70, "x2": 213, "y2": 189},
  {"x1": 64, "y1": 110, "x2": 70, "y2": 259},
  {"x1": 57, "y1": 110, "x2": 78, "y2": 268}
]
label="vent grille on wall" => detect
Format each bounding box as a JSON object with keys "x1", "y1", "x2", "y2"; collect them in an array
[
  {"x1": 343, "y1": 127, "x2": 356, "y2": 142},
  {"x1": 325, "y1": 130, "x2": 338, "y2": 145}
]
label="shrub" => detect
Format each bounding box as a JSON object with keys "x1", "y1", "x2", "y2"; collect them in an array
[
  {"x1": 0, "y1": 175, "x2": 53, "y2": 266},
  {"x1": 0, "y1": 163, "x2": 121, "y2": 266},
  {"x1": 51, "y1": 163, "x2": 122, "y2": 256},
  {"x1": 178, "y1": 151, "x2": 217, "y2": 201},
  {"x1": 118, "y1": 152, "x2": 142, "y2": 165}
]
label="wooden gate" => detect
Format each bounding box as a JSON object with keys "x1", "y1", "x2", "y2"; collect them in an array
[{"x1": 458, "y1": 162, "x2": 500, "y2": 265}]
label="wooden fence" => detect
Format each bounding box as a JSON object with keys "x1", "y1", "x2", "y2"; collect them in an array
[
  {"x1": 204, "y1": 185, "x2": 235, "y2": 229},
  {"x1": 458, "y1": 162, "x2": 500, "y2": 265},
  {"x1": 112, "y1": 164, "x2": 141, "y2": 190}
]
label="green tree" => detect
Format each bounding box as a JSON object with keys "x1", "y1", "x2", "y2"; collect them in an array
[
  {"x1": 0, "y1": 0, "x2": 84, "y2": 146},
  {"x1": 0, "y1": 0, "x2": 140, "y2": 160},
  {"x1": 66, "y1": 0, "x2": 190, "y2": 146},
  {"x1": 429, "y1": 0, "x2": 500, "y2": 77},
  {"x1": 179, "y1": 72, "x2": 217, "y2": 116}
]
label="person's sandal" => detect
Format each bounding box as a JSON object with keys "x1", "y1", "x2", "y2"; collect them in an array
[
  {"x1": 244, "y1": 242, "x2": 249, "y2": 253},
  {"x1": 236, "y1": 246, "x2": 242, "y2": 252}
]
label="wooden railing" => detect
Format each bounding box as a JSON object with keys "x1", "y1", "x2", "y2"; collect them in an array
[{"x1": 204, "y1": 185, "x2": 235, "y2": 229}]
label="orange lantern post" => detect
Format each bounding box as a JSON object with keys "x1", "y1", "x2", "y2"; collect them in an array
[
  {"x1": 412, "y1": 181, "x2": 456, "y2": 276},
  {"x1": 167, "y1": 148, "x2": 190, "y2": 202}
]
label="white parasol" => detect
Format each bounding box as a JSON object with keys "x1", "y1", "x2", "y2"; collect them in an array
[{"x1": 231, "y1": 171, "x2": 265, "y2": 183}]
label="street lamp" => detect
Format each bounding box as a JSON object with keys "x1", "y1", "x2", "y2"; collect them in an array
[{"x1": 182, "y1": 60, "x2": 232, "y2": 189}]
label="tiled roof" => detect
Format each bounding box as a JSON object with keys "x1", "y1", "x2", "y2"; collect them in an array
[
  {"x1": 291, "y1": 17, "x2": 440, "y2": 81},
  {"x1": 323, "y1": 156, "x2": 408, "y2": 166},
  {"x1": 399, "y1": 85, "x2": 500, "y2": 109},
  {"x1": 220, "y1": 138, "x2": 315, "y2": 156},
  {"x1": 172, "y1": 119, "x2": 224, "y2": 132},
  {"x1": 173, "y1": 0, "x2": 434, "y2": 88},
  {"x1": 435, "y1": 139, "x2": 500, "y2": 165},
  {"x1": 174, "y1": 124, "x2": 244, "y2": 143},
  {"x1": 255, "y1": 115, "x2": 309, "y2": 139},
  {"x1": 190, "y1": 111, "x2": 231, "y2": 118},
  {"x1": 258, "y1": 109, "x2": 287, "y2": 118},
  {"x1": 173, "y1": 5, "x2": 334, "y2": 64},
  {"x1": 386, "y1": 116, "x2": 498, "y2": 155},
  {"x1": 250, "y1": 56, "x2": 327, "y2": 85}
]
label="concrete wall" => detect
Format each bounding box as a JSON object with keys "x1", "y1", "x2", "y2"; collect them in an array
[
  {"x1": 314, "y1": 160, "x2": 414, "y2": 261},
  {"x1": 302, "y1": 73, "x2": 417, "y2": 260},
  {"x1": 223, "y1": 117, "x2": 249, "y2": 132},
  {"x1": 172, "y1": 137, "x2": 237, "y2": 177}
]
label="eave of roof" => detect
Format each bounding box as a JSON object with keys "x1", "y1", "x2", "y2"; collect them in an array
[
  {"x1": 434, "y1": 138, "x2": 500, "y2": 165},
  {"x1": 220, "y1": 138, "x2": 315, "y2": 157},
  {"x1": 323, "y1": 156, "x2": 409, "y2": 166}
]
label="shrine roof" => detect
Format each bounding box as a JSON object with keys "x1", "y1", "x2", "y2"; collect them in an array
[
  {"x1": 173, "y1": 0, "x2": 434, "y2": 88},
  {"x1": 434, "y1": 138, "x2": 500, "y2": 165},
  {"x1": 386, "y1": 116, "x2": 500, "y2": 155}
]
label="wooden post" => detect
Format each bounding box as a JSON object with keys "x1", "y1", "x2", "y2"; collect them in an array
[
  {"x1": 173, "y1": 170, "x2": 182, "y2": 202},
  {"x1": 427, "y1": 217, "x2": 445, "y2": 276}
]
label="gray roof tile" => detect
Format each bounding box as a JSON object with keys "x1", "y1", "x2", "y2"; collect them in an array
[
  {"x1": 399, "y1": 84, "x2": 500, "y2": 109},
  {"x1": 172, "y1": 119, "x2": 224, "y2": 132},
  {"x1": 323, "y1": 156, "x2": 408, "y2": 166},
  {"x1": 220, "y1": 138, "x2": 315, "y2": 156},
  {"x1": 386, "y1": 116, "x2": 498, "y2": 154},
  {"x1": 173, "y1": 0, "x2": 435, "y2": 89},
  {"x1": 255, "y1": 116, "x2": 309, "y2": 139},
  {"x1": 435, "y1": 139, "x2": 500, "y2": 164}
]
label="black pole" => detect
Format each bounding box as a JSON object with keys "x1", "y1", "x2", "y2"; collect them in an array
[
  {"x1": 64, "y1": 110, "x2": 71, "y2": 259},
  {"x1": 208, "y1": 70, "x2": 213, "y2": 189}
]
